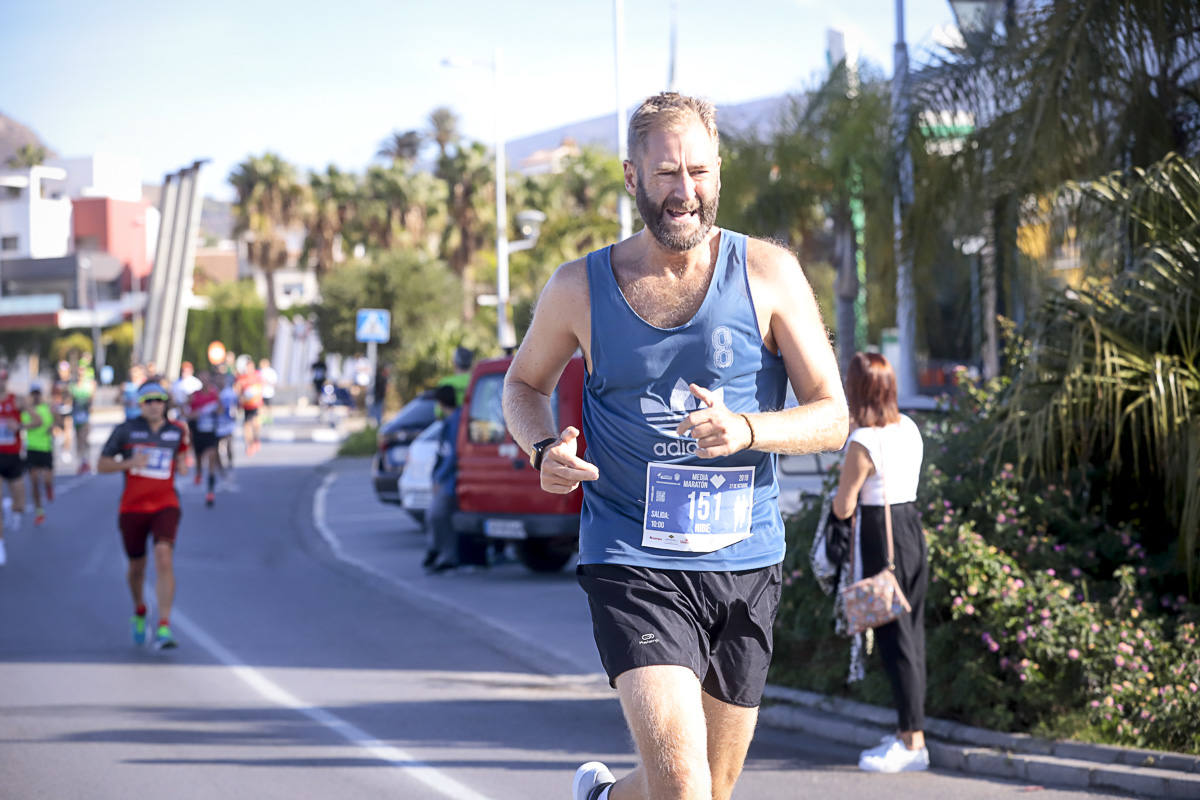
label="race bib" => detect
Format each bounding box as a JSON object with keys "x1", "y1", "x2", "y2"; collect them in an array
[
  {"x1": 0, "y1": 422, "x2": 13, "y2": 446},
  {"x1": 130, "y1": 445, "x2": 174, "y2": 480},
  {"x1": 642, "y1": 462, "x2": 755, "y2": 553}
]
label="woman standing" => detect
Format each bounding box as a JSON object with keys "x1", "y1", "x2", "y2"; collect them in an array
[{"x1": 833, "y1": 353, "x2": 929, "y2": 773}]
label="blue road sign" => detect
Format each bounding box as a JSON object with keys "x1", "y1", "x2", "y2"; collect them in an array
[{"x1": 356, "y1": 308, "x2": 391, "y2": 343}]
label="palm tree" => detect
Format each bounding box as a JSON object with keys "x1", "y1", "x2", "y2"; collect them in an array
[
  {"x1": 228, "y1": 153, "x2": 308, "y2": 349},
  {"x1": 989, "y1": 153, "x2": 1200, "y2": 591},
  {"x1": 5, "y1": 143, "x2": 47, "y2": 168},
  {"x1": 913, "y1": 0, "x2": 1200, "y2": 375},
  {"x1": 720, "y1": 66, "x2": 892, "y2": 373},
  {"x1": 377, "y1": 130, "x2": 423, "y2": 166},
  {"x1": 428, "y1": 107, "x2": 460, "y2": 160},
  {"x1": 305, "y1": 165, "x2": 359, "y2": 276},
  {"x1": 437, "y1": 140, "x2": 493, "y2": 321}
]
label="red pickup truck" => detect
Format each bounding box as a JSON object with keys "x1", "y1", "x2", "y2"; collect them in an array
[{"x1": 452, "y1": 355, "x2": 586, "y2": 572}]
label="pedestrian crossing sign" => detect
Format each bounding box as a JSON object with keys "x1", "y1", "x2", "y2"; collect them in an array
[{"x1": 355, "y1": 308, "x2": 391, "y2": 343}]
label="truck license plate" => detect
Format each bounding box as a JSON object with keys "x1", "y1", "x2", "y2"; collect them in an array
[{"x1": 485, "y1": 519, "x2": 527, "y2": 539}]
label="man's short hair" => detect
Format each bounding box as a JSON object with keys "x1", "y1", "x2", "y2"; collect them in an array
[
  {"x1": 434, "y1": 384, "x2": 458, "y2": 409},
  {"x1": 627, "y1": 91, "x2": 719, "y2": 164}
]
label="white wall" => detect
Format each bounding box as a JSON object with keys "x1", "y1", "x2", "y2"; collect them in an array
[
  {"x1": 47, "y1": 153, "x2": 142, "y2": 202},
  {"x1": 0, "y1": 166, "x2": 72, "y2": 261}
]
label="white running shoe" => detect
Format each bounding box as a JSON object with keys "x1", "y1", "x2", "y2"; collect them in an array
[
  {"x1": 572, "y1": 761, "x2": 615, "y2": 800},
  {"x1": 0, "y1": 538, "x2": 7, "y2": 565},
  {"x1": 859, "y1": 733, "x2": 898, "y2": 760},
  {"x1": 858, "y1": 739, "x2": 929, "y2": 773}
]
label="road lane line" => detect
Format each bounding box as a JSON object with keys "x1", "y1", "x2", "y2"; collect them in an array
[{"x1": 172, "y1": 608, "x2": 497, "y2": 800}]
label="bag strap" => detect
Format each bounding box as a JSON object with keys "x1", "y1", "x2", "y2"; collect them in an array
[{"x1": 848, "y1": 429, "x2": 897, "y2": 575}]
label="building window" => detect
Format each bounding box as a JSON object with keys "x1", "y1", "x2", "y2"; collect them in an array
[
  {"x1": 3, "y1": 187, "x2": 20, "y2": 200},
  {"x1": 1, "y1": 236, "x2": 18, "y2": 251}
]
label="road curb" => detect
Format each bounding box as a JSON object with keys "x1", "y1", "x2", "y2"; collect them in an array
[{"x1": 760, "y1": 685, "x2": 1200, "y2": 798}]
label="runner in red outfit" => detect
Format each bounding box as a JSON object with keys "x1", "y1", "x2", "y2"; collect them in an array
[
  {"x1": 234, "y1": 366, "x2": 264, "y2": 456},
  {"x1": 98, "y1": 382, "x2": 190, "y2": 649},
  {"x1": 0, "y1": 369, "x2": 28, "y2": 565}
]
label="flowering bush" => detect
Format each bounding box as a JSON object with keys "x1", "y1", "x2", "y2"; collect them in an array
[{"x1": 773, "y1": 373, "x2": 1200, "y2": 753}]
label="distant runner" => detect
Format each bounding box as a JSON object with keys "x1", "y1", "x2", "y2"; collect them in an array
[
  {"x1": 235, "y1": 365, "x2": 264, "y2": 456},
  {"x1": 98, "y1": 382, "x2": 191, "y2": 650},
  {"x1": 69, "y1": 368, "x2": 95, "y2": 474},
  {"x1": 187, "y1": 375, "x2": 223, "y2": 507},
  {"x1": 0, "y1": 369, "x2": 27, "y2": 564},
  {"x1": 21, "y1": 384, "x2": 55, "y2": 526}
]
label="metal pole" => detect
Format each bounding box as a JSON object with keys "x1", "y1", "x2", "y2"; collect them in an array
[
  {"x1": 366, "y1": 340, "x2": 377, "y2": 419},
  {"x1": 142, "y1": 173, "x2": 179, "y2": 368},
  {"x1": 667, "y1": 0, "x2": 678, "y2": 91},
  {"x1": 493, "y1": 47, "x2": 515, "y2": 352},
  {"x1": 154, "y1": 166, "x2": 194, "y2": 373},
  {"x1": 614, "y1": 0, "x2": 632, "y2": 241},
  {"x1": 892, "y1": 0, "x2": 919, "y2": 397},
  {"x1": 165, "y1": 161, "x2": 206, "y2": 378}
]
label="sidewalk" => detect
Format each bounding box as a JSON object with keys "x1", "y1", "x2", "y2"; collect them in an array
[
  {"x1": 760, "y1": 686, "x2": 1200, "y2": 798},
  {"x1": 304, "y1": 447, "x2": 1200, "y2": 799}
]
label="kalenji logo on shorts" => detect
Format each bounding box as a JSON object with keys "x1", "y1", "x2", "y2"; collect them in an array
[
  {"x1": 639, "y1": 633, "x2": 659, "y2": 645},
  {"x1": 640, "y1": 378, "x2": 725, "y2": 458}
]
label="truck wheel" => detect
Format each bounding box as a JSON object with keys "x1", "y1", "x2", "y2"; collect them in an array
[{"x1": 515, "y1": 539, "x2": 576, "y2": 573}]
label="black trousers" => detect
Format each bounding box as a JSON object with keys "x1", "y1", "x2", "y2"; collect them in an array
[{"x1": 859, "y1": 502, "x2": 927, "y2": 732}]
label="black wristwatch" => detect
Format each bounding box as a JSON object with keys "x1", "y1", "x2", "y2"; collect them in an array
[{"x1": 530, "y1": 437, "x2": 557, "y2": 471}]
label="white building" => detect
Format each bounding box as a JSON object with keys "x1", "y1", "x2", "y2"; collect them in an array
[
  {"x1": 0, "y1": 165, "x2": 72, "y2": 261},
  {"x1": 48, "y1": 153, "x2": 143, "y2": 203}
]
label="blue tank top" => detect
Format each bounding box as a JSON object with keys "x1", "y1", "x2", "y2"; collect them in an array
[{"x1": 580, "y1": 230, "x2": 788, "y2": 570}]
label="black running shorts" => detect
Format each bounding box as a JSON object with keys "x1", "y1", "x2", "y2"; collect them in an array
[
  {"x1": 193, "y1": 432, "x2": 219, "y2": 455},
  {"x1": 26, "y1": 450, "x2": 53, "y2": 470},
  {"x1": 576, "y1": 562, "x2": 782, "y2": 708},
  {"x1": 119, "y1": 507, "x2": 182, "y2": 559},
  {"x1": 0, "y1": 453, "x2": 25, "y2": 481}
]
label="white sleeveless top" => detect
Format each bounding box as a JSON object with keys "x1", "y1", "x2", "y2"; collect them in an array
[{"x1": 845, "y1": 414, "x2": 923, "y2": 506}]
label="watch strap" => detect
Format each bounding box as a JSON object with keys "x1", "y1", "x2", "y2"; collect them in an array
[{"x1": 530, "y1": 437, "x2": 557, "y2": 471}]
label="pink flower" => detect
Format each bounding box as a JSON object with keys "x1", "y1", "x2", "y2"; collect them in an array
[
  {"x1": 1115, "y1": 655, "x2": 1126, "y2": 667},
  {"x1": 1068, "y1": 649, "x2": 1080, "y2": 660},
  {"x1": 1091, "y1": 623, "x2": 1101, "y2": 633},
  {"x1": 1046, "y1": 568, "x2": 1056, "y2": 576}
]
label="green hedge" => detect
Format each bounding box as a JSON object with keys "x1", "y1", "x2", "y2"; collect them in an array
[{"x1": 183, "y1": 306, "x2": 266, "y2": 367}]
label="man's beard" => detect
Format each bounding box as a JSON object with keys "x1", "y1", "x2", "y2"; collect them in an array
[{"x1": 635, "y1": 179, "x2": 719, "y2": 252}]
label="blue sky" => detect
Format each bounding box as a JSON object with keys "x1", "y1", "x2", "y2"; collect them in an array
[{"x1": 2, "y1": 0, "x2": 957, "y2": 201}]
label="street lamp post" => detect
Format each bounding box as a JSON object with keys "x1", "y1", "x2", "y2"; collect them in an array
[
  {"x1": 613, "y1": 0, "x2": 632, "y2": 241},
  {"x1": 892, "y1": 0, "x2": 918, "y2": 398},
  {"x1": 443, "y1": 49, "x2": 515, "y2": 351}
]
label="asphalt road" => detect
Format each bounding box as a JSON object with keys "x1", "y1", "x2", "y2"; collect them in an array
[{"x1": 0, "y1": 428, "x2": 1129, "y2": 799}]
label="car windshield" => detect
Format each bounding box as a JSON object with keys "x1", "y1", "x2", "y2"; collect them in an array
[{"x1": 383, "y1": 393, "x2": 437, "y2": 434}]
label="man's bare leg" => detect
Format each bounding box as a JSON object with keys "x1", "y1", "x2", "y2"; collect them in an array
[
  {"x1": 609, "y1": 665, "x2": 711, "y2": 800},
  {"x1": 702, "y1": 691, "x2": 759, "y2": 800}
]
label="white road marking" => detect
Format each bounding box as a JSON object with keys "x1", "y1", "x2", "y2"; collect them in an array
[{"x1": 172, "y1": 608, "x2": 497, "y2": 800}]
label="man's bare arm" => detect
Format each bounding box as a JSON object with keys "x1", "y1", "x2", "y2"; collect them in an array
[
  {"x1": 503, "y1": 260, "x2": 586, "y2": 453},
  {"x1": 502, "y1": 260, "x2": 599, "y2": 493},
  {"x1": 750, "y1": 240, "x2": 848, "y2": 454}
]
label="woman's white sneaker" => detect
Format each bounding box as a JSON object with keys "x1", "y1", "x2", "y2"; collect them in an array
[{"x1": 858, "y1": 740, "x2": 929, "y2": 773}]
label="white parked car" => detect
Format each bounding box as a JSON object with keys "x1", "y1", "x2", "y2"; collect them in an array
[
  {"x1": 776, "y1": 451, "x2": 838, "y2": 516},
  {"x1": 398, "y1": 420, "x2": 443, "y2": 525}
]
